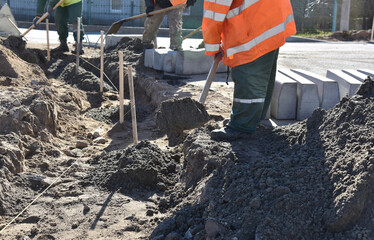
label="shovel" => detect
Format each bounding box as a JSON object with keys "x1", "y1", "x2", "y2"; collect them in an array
[
  {"x1": 106, "y1": 3, "x2": 186, "y2": 35},
  {"x1": 21, "y1": 0, "x2": 65, "y2": 37},
  {"x1": 199, "y1": 52, "x2": 223, "y2": 104}
]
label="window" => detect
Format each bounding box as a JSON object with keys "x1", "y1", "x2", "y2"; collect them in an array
[{"x1": 111, "y1": 0, "x2": 122, "y2": 13}]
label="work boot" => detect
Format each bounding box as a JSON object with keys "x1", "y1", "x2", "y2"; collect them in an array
[
  {"x1": 143, "y1": 42, "x2": 155, "y2": 51},
  {"x1": 210, "y1": 126, "x2": 252, "y2": 141},
  {"x1": 71, "y1": 42, "x2": 84, "y2": 55},
  {"x1": 52, "y1": 41, "x2": 69, "y2": 53}
]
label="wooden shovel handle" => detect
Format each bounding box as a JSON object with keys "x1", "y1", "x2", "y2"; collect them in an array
[
  {"x1": 21, "y1": 0, "x2": 65, "y2": 37},
  {"x1": 124, "y1": 3, "x2": 186, "y2": 23},
  {"x1": 199, "y1": 52, "x2": 223, "y2": 104}
]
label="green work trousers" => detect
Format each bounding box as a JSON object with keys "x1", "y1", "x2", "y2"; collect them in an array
[
  {"x1": 228, "y1": 49, "x2": 279, "y2": 133},
  {"x1": 143, "y1": 4, "x2": 183, "y2": 50},
  {"x1": 54, "y1": 1, "x2": 84, "y2": 42}
]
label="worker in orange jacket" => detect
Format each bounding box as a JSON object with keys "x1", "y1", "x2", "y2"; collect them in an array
[
  {"x1": 143, "y1": 0, "x2": 196, "y2": 51},
  {"x1": 203, "y1": 0, "x2": 297, "y2": 141}
]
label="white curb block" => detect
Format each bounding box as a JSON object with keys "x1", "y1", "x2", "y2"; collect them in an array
[
  {"x1": 326, "y1": 70, "x2": 362, "y2": 99},
  {"x1": 279, "y1": 70, "x2": 320, "y2": 121},
  {"x1": 291, "y1": 69, "x2": 340, "y2": 110},
  {"x1": 271, "y1": 72, "x2": 297, "y2": 120}
]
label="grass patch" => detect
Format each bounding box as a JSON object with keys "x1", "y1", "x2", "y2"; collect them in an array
[{"x1": 295, "y1": 30, "x2": 332, "y2": 38}]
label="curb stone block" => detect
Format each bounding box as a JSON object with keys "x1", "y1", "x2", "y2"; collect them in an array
[
  {"x1": 291, "y1": 69, "x2": 340, "y2": 110},
  {"x1": 175, "y1": 49, "x2": 227, "y2": 75},
  {"x1": 342, "y1": 70, "x2": 368, "y2": 82},
  {"x1": 357, "y1": 69, "x2": 374, "y2": 78},
  {"x1": 279, "y1": 70, "x2": 320, "y2": 121},
  {"x1": 326, "y1": 70, "x2": 362, "y2": 99},
  {"x1": 144, "y1": 49, "x2": 155, "y2": 68},
  {"x1": 163, "y1": 51, "x2": 178, "y2": 73},
  {"x1": 105, "y1": 34, "x2": 126, "y2": 50},
  {"x1": 271, "y1": 72, "x2": 297, "y2": 120},
  {"x1": 153, "y1": 49, "x2": 170, "y2": 71}
]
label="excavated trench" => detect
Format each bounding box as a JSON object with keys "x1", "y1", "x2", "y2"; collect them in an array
[{"x1": 1, "y1": 35, "x2": 374, "y2": 240}]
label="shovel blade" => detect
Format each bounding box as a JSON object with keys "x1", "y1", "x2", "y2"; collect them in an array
[{"x1": 107, "y1": 20, "x2": 124, "y2": 35}]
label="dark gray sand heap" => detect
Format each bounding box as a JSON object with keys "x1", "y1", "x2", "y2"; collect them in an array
[
  {"x1": 149, "y1": 77, "x2": 374, "y2": 240},
  {"x1": 156, "y1": 97, "x2": 210, "y2": 146},
  {"x1": 88, "y1": 141, "x2": 181, "y2": 192},
  {"x1": 58, "y1": 63, "x2": 112, "y2": 92}
]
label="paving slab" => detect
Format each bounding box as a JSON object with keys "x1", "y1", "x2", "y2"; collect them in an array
[
  {"x1": 326, "y1": 70, "x2": 362, "y2": 99},
  {"x1": 175, "y1": 49, "x2": 227, "y2": 75},
  {"x1": 271, "y1": 72, "x2": 297, "y2": 120},
  {"x1": 357, "y1": 69, "x2": 374, "y2": 78},
  {"x1": 153, "y1": 49, "x2": 170, "y2": 71},
  {"x1": 291, "y1": 69, "x2": 339, "y2": 110},
  {"x1": 342, "y1": 69, "x2": 368, "y2": 82},
  {"x1": 144, "y1": 49, "x2": 155, "y2": 68},
  {"x1": 279, "y1": 69, "x2": 320, "y2": 121},
  {"x1": 163, "y1": 51, "x2": 178, "y2": 73}
]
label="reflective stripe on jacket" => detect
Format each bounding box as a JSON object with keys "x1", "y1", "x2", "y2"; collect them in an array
[{"x1": 202, "y1": 0, "x2": 296, "y2": 68}]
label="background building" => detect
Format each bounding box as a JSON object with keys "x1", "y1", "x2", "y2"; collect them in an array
[{"x1": 1, "y1": 0, "x2": 373, "y2": 32}]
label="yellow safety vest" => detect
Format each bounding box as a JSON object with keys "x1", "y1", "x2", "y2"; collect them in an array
[{"x1": 61, "y1": 0, "x2": 81, "y2": 7}]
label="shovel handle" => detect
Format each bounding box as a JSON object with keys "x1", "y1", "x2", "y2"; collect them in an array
[
  {"x1": 183, "y1": 26, "x2": 202, "y2": 41},
  {"x1": 21, "y1": 0, "x2": 65, "y2": 37},
  {"x1": 124, "y1": 3, "x2": 186, "y2": 23},
  {"x1": 199, "y1": 52, "x2": 223, "y2": 104}
]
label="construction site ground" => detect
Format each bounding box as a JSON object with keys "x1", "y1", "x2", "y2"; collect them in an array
[{"x1": 0, "y1": 28, "x2": 374, "y2": 240}]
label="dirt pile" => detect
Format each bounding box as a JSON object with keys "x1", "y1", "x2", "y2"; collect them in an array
[
  {"x1": 0, "y1": 39, "x2": 98, "y2": 224},
  {"x1": 156, "y1": 97, "x2": 210, "y2": 146},
  {"x1": 0, "y1": 43, "x2": 45, "y2": 80},
  {"x1": 89, "y1": 141, "x2": 180, "y2": 192},
  {"x1": 148, "y1": 77, "x2": 374, "y2": 239},
  {"x1": 2, "y1": 36, "x2": 46, "y2": 65},
  {"x1": 58, "y1": 63, "x2": 112, "y2": 92}
]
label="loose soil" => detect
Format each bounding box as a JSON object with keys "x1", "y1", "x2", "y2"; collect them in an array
[{"x1": 1, "y1": 35, "x2": 374, "y2": 240}]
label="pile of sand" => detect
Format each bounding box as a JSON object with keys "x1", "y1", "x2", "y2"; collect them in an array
[{"x1": 149, "y1": 77, "x2": 374, "y2": 240}]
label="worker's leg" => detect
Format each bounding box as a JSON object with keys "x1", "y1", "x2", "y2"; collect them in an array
[
  {"x1": 66, "y1": 1, "x2": 84, "y2": 42},
  {"x1": 53, "y1": 6, "x2": 69, "y2": 52},
  {"x1": 260, "y1": 49, "x2": 279, "y2": 120},
  {"x1": 143, "y1": 5, "x2": 166, "y2": 49},
  {"x1": 54, "y1": 6, "x2": 69, "y2": 42},
  {"x1": 167, "y1": 7, "x2": 183, "y2": 51},
  {"x1": 228, "y1": 49, "x2": 279, "y2": 133}
]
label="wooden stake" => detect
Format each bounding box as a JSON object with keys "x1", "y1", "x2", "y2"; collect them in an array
[
  {"x1": 128, "y1": 65, "x2": 138, "y2": 144},
  {"x1": 100, "y1": 30, "x2": 104, "y2": 92},
  {"x1": 76, "y1": 17, "x2": 81, "y2": 74},
  {"x1": 119, "y1": 51, "x2": 124, "y2": 124},
  {"x1": 371, "y1": 16, "x2": 374, "y2": 42},
  {"x1": 46, "y1": 18, "x2": 50, "y2": 61}
]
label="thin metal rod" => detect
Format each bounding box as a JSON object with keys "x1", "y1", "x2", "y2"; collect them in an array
[
  {"x1": 76, "y1": 17, "x2": 81, "y2": 74},
  {"x1": 100, "y1": 30, "x2": 104, "y2": 92},
  {"x1": 46, "y1": 18, "x2": 50, "y2": 61},
  {"x1": 119, "y1": 51, "x2": 124, "y2": 124},
  {"x1": 128, "y1": 65, "x2": 138, "y2": 144}
]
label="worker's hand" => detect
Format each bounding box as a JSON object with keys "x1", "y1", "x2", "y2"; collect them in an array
[
  {"x1": 32, "y1": 16, "x2": 41, "y2": 27},
  {"x1": 186, "y1": 0, "x2": 197, "y2": 7}
]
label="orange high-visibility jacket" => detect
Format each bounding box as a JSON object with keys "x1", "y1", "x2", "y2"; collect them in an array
[
  {"x1": 203, "y1": 0, "x2": 296, "y2": 68},
  {"x1": 154, "y1": 0, "x2": 186, "y2": 6},
  {"x1": 170, "y1": 0, "x2": 186, "y2": 5}
]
